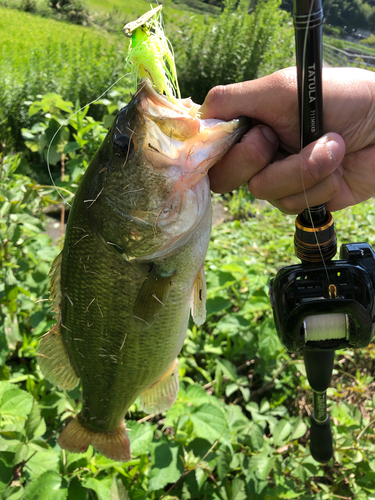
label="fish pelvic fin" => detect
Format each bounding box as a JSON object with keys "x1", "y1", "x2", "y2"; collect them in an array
[
  {"x1": 191, "y1": 264, "x2": 207, "y2": 326},
  {"x1": 58, "y1": 417, "x2": 131, "y2": 462},
  {"x1": 49, "y1": 251, "x2": 62, "y2": 319},
  {"x1": 37, "y1": 324, "x2": 80, "y2": 391},
  {"x1": 141, "y1": 358, "x2": 179, "y2": 414}
]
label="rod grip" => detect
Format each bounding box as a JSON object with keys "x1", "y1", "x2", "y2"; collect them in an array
[{"x1": 310, "y1": 413, "x2": 334, "y2": 463}]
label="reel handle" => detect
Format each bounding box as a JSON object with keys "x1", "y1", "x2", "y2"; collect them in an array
[{"x1": 304, "y1": 351, "x2": 334, "y2": 462}]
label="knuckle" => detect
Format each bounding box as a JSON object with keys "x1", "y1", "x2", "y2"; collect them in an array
[
  {"x1": 248, "y1": 173, "x2": 266, "y2": 199},
  {"x1": 303, "y1": 152, "x2": 324, "y2": 186},
  {"x1": 205, "y1": 85, "x2": 227, "y2": 107},
  {"x1": 280, "y1": 195, "x2": 300, "y2": 214},
  {"x1": 243, "y1": 138, "x2": 271, "y2": 169},
  {"x1": 326, "y1": 171, "x2": 343, "y2": 198}
]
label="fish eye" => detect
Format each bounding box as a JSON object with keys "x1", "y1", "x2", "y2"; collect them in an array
[{"x1": 113, "y1": 134, "x2": 135, "y2": 158}]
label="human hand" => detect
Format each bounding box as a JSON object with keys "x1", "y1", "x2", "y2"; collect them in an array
[{"x1": 200, "y1": 67, "x2": 375, "y2": 213}]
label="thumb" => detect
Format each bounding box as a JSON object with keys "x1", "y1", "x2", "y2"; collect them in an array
[{"x1": 200, "y1": 69, "x2": 298, "y2": 127}]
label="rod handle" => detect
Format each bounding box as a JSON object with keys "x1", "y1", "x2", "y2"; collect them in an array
[{"x1": 310, "y1": 413, "x2": 334, "y2": 463}]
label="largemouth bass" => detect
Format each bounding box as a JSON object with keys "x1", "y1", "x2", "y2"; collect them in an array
[{"x1": 38, "y1": 79, "x2": 248, "y2": 461}]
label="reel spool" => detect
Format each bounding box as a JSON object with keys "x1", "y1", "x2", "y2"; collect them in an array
[
  {"x1": 269, "y1": 0, "x2": 375, "y2": 463},
  {"x1": 270, "y1": 242, "x2": 375, "y2": 353}
]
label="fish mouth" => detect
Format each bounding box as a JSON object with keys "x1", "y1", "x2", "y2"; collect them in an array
[{"x1": 136, "y1": 79, "x2": 250, "y2": 186}]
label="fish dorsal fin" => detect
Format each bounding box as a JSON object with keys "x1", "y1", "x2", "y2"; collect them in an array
[
  {"x1": 191, "y1": 264, "x2": 206, "y2": 326},
  {"x1": 38, "y1": 324, "x2": 80, "y2": 391},
  {"x1": 49, "y1": 252, "x2": 62, "y2": 319},
  {"x1": 140, "y1": 359, "x2": 179, "y2": 414},
  {"x1": 132, "y1": 265, "x2": 174, "y2": 329}
]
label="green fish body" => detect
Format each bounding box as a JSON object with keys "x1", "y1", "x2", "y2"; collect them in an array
[{"x1": 38, "y1": 80, "x2": 248, "y2": 461}]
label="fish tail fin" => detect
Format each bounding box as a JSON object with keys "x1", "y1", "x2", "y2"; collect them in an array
[{"x1": 58, "y1": 417, "x2": 131, "y2": 462}]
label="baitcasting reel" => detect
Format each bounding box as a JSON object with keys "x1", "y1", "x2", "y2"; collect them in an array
[
  {"x1": 270, "y1": 235, "x2": 375, "y2": 355},
  {"x1": 270, "y1": 209, "x2": 375, "y2": 463},
  {"x1": 269, "y1": 0, "x2": 375, "y2": 463}
]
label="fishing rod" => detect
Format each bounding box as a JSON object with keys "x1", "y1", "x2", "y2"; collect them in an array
[{"x1": 269, "y1": 0, "x2": 375, "y2": 463}]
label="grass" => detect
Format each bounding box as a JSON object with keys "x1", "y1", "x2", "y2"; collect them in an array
[
  {"x1": 324, "y1": 35, "x2": 375, "y2": 56},
  {"x1": 0, "y1": 6, "x2": 131, "y2": 150},
  {"x1": 0, "y1": 6, "x2": 123, "y2": 73},
  {"x1": 85, "y1": 0, "x2": 210, "y2": 28}
]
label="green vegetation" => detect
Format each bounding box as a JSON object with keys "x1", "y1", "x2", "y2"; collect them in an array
[
  {"x1": 1, "y1": 131, "x2": 375, "y2": 497},
  {"x1": 0, "y1": 7, "x2": 131, "y2": 151},
  {"x1": 173, "y1": 0, "x2": 294, "y2": 104},
  {"x1": 282, "y1": 0, "x2": 375, "y2": 32},
  {"x1": 324, "y1": 35, "x2": 375, "y2": 56}
]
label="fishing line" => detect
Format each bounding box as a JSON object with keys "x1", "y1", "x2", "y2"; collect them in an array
[
  {"x1": 46, "y1": 71, "x2": 131, "y2": 206},
  {"x1": 299, "y1": 0, "x2": 331, "y2": 283}
]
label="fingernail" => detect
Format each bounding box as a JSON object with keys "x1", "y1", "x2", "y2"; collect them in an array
[
  {"x1": 259, "y1": 126, "x2": 278, "y2": 147},
  {"x1": 326, "y1": 139, "x2": 341, "y2": 163}
]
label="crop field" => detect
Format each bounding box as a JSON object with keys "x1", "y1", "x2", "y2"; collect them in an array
[
  {"x1": 0, "y1": 7, "x2": 123, "y2": 70},
  {"x1": 0, "y1": 7, "x2": 132, "y2": 151},
  {"x1": 85, "y1": 0, "x2": 215, "y2": 20}
]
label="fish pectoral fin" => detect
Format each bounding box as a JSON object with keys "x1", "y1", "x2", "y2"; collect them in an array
[
  {"x1": 140, "y1": 358, "x2": 179, "y2": 414},
  {"x1": 58, "y1": 417, "x2": 131, "y2": 462},
  {"x1": 191, "y1": 264, "x2": 207, "y2": 326},
  {"x1": 37, "y1": 324, "x2": 80, "y2": 391},
  {"x1": 133, "y1": 265, "x2": 175, "y2": 329}
]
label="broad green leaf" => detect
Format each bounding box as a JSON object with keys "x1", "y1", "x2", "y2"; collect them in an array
[
  {"x1": 0, "y1": 432, "x2": 24, "y2": 451},
  {"x1": 25, "y1": 402, "x2": 46, "y2": 441},
  {"x1": 185, "y1": 384, "x2": 212, "y2": 405},
  {"x1": 231, "y1": 477, "x2": 247, "y2": 500},
  {"x1": 63, "y1": 142, "x2": 80, "y2": 155},
  {"x1": 289, "y1": 416, "x2": 307, "y2": 441},
  {"x1": 110, "y1": 477, "x2": 129, "y2": 500},
  {"x1": 2, "y1": 485, "x2": 24, "y2": 500},
  {"x1": 0, "y1": 383, "x2": 14, "y2": 400},
  {"x1": 64, "y1": 448, "x2": 93, "y2": 473},
  {"x1": 164, "y1": 401, "x2": 190, "y2": 426},
  {"x1": 148, "y1": 443, "x2": 184, "y2": 492},
  {"x1": 331, "y1": 403, "x2": 362, "y2": 428},
  {"x1": 0, "y1": 385, "x2": 33, "y2": 431},
  {"x1": 13, "y1": 443, "x2": 29, "y2": 466},
  {"x1": 217, "y1": 449, "x2": 231, "y2": 480},
  {"x1": 127, "y1": 421, "x2": 154, "y2": 456},
  {"x1": 250, "y1": 423, "x2": 264, "y2": 450},
  {"x1": 206, "y1": 297, "x2": 231, "y2": 316},
  {"x1": 23, "y1": 471, "x2": 67, "y2": 500},
  {"x1": 216, "y1": 359, "x2": 238, "y2": 381},
  {"x1": 26, "y1": 450, "x2": 60, "y2": 477},
  {"x1": 0, "y1": 460, "x2": 13, "y2": 493},
  {"x1": 190, "y1": 404, "x2": 228, "y2": 441},
  {"x1": 28, "y1": 439, "x2": 49, "y2": 452},
  {"x1": 272, "y1": 420, "x2": 291, "y2": 447},
  {"x1": 66, "y1": 477, "x2": 89, "y2": 500},
  {"x1": 249, "y1": 450, "x2": 276, "y2": 480},
  {"x1": 84, "y1": 478, "x2": 111, "y2": 500},
  {"x1": 3, "y1": 316, "x2": 21, "y2": 353},
  {"x1": 186, "y1": 438, "x2": 215, "y2": 461}
]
